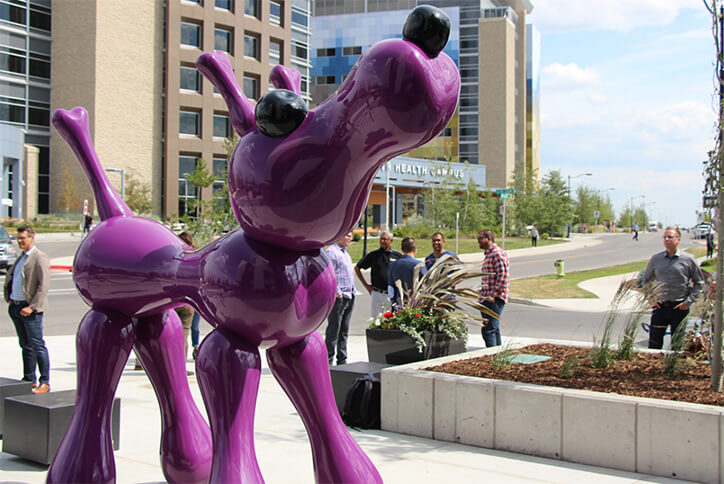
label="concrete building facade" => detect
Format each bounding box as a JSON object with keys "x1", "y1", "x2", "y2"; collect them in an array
[{"x1": 2, "y1": 0, "x2": 310, "y2": 219}]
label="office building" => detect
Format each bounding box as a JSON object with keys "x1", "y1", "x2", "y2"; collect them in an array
[{"x1": 0, "y1": 0, "x2": 310, "y2": 219}]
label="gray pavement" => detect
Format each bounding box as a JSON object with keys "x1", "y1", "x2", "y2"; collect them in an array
[{"x1": 0, "y1": 333, "x2": 691, "y2": 483}]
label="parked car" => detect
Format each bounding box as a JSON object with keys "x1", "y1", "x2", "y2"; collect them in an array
[
  {"x1": 692, "y1": 223, "x2": 715, "y2": 239},
  {"x1": 0, "y1": 226, "x2": 18, "y2": 271}
]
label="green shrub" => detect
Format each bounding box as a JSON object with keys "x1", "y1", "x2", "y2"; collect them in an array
[
  {"x1": 541, "y1": 232, "x2": 550, "y2": 239},
  {"x1": 352, "y1": 232, "x2": 361, "y2": 242}
]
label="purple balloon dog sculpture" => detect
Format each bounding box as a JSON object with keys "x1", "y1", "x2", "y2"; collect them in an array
[{"x1": 47, "y1": 6, "x2": 459, "y2": 484}]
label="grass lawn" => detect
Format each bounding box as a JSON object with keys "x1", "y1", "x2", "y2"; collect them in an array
[
  {"x1": 346, "y1": 236, "x2": 563, "y2": 263},
  {"x1": 511, "y1": 260, "x2": 649, "y2": 300}
]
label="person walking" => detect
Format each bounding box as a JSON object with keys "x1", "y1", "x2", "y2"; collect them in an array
[
  {"x1": 642, "y1": 226, "x2": 704, "y2": 349},
  {"x1": 355, "y1": 231, "x2": 401, "y2": 317},
  {"x1": 387, "y1": 237, "x2": 426, "y2": 307},
  {"x1": 531, "y1": 226, "x2": 538, "y2": 247},
  {"x1": 632, "y1": 223, "x2": 639, "y2": 241},
  {"x1": 477, "y1": 229, "x2": 509, "y2": 347},
  {"x1": 4, "y1": 225, "x2": 51, "y2": 393},
  {"x1": 325, "y1": 232, "x2": 357, "y2": 366},
  {"x1": 82, "y1": 213, "x2": 93, "y2": 237},
  {"x1": 706, "y1": 230, "x2": 716, "y2": 259}
]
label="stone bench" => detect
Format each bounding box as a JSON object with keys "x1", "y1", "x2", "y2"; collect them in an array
[
  {"x1": 2, "y1": 390, "x2": 120, "y2": 465},
  {"x1": 0, "y1": 377, "x2": 34, "y2": 438},
  {"x1": 329, "y1": 361, "x2": 391, "y2": 413}
]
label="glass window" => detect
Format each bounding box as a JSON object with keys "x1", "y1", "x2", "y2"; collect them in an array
[
  {"x1": 215, "y1": 28, "x2": 232, "y2": 53},
  {"x1": 213, "y1": 114, "x2": 230, "y2": 138},
  {"x1": 0, "y1": 98, "x2": 24, "y2": 123},
  {"x1": 181, "y1": 22, "x2": 201, "y2": 47},
  {"x1": 29, "y1": 6, "x2": 50, "y2": 31},
  {"x1": 29, "y1": 53, "x2": 50, "y2": 79},
  {"x1": 180, "y1": 66, "x2": 200, "y2": 92},
  {"x1": 291, "y1": 8, "x2": 307, "y2": 27},
  {"x1": 215, "y1": 0, "x2": 232, "y2": 10},
  {"x1": 243, "y1": 75, "x2": 258, "y2": 100},
  {"x1": 270, "y1": 1, "x2": 281, "y2": 25},
  {"x1": 28, "y1": 105, "x2": 49, "y2": 126},
  {"x1": 291, "y1": 43, "x2": 307, "y2": 59},
  {"x1": 179, "y1": 110, "x2": 200, "y2": 135},
  {"x1": 0, "y1": 3, "x2": 26, "y2": 25},
  {"x1": 244, "y1": 33, "x2": 259, "y2": 59},
  {"x1": 315, "y1": 75, "x2": 335, "y2": 85},
  {"x1": 245, "y1": 0, "x2": 258, "y2": 18},
  {"x1": 0, "y1": 49, "x2": 24, "y2": 75},
  {"x1": 342, "y1": 46, "x2": 361, "y2": 56},
  {"x1": 212, "y1": 157, "x2": 227, "y2": 178},
  {"x1": 269, "y1": 39, "x2": 282, "y2": 64},
  {"x1": 179, "y1": 155, "x2": 198, "y2": 178},
  {"x1": 316, "y1": 47, "x2": 335, "y2": 57}
]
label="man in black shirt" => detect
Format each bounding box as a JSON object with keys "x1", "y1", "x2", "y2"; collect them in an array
[{"x1": 355, "y1": 231, "x2": 401, "y2": 317}]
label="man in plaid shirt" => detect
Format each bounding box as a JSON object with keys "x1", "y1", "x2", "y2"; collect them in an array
[
  {"x1": 324, "y1": 232, "x2": 359, "y2": 365},
  {"x1": 478, "y1": 229, "x2": 509, "y2": 347}
]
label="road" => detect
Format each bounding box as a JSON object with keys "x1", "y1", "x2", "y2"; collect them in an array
[{"x1": 0, "y1": 230, "x2": 702, "y2": 343}]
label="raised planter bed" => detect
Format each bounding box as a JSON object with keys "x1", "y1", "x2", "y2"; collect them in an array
[
  {"x1": 366, "y1": 328, "x2": 465, "y2": 365},
  {"x1": 380, "y1": 338, "x2": 724, "y2": 484}
]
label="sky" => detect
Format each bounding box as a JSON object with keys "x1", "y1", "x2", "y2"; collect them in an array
[{"x1": 527, "y1": 0, "x2": 717, "y2": 227}]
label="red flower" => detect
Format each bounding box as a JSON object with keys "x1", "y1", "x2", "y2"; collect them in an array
[
  {"x1": 383, "y1": 312, "x2": 394, "y2": 319},
  {"x1": 415, "y1": 313, "x2": 421, "y2": 318}
]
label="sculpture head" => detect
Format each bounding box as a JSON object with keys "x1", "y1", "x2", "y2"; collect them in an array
[{"x1": 197, "y1": 6, "x2": 460, "y2": 250}]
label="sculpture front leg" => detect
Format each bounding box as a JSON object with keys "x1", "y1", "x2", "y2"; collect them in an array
[
  {"x1": 47, "y1": 309, "x2": 134, "y2": 484},
  {"x1": 267, "y1": 332, "x2": 383, "y2": 484},
  {"x1": 196, "y1": 327, "x2": 264, "y2": 483},
  {"x1": 134, "y1": 311, "x2": 212, "y2": 484}
]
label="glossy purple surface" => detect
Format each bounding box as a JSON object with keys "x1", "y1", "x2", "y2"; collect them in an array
[{"x1": 47, "y1": 7, "x2": 459, "y2": 483}]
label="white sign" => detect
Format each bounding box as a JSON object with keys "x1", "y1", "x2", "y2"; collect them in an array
[
  {"x1": 594, "y1": 210, "x2": 600, "y2": 219},
  {"x1": 1, "y1": 198, "x2": 13, "y2": 207}
]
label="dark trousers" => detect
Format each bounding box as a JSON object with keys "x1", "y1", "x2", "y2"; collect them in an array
[
  {"x1": 481, "y1": 298, "x2": 505, "y2": 347},
  {"x1": 648, "y1": 303, "x2": 689, "y2": 349},
  {"x1": 531, "y1": 236, "x2": 537, "y2": 247},
  {"x1": 325, "y1": 296, "x2": 354, "y2": 365},
  {"x1": 191, "y1": 311, "x2": 201, "y2": 347},
  {"x1": 9, "y1": 302, "x2": 50, "y2": 385}
]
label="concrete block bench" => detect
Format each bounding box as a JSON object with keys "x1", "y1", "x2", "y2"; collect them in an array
[
  {"x1": 0, "y1": 377, "x2": 34, "y2": 438},
  {"x1": 330, "y1": 361, "x2": 391, "y2": 413},
  {"x1": 2, "y1": 389, "x2": 120, "y2": 465}
]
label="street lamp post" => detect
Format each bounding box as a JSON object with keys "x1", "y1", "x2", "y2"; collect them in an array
[
  {"x1": 567, "y1": 172, "x2": 592, "y2": 237},
  {"x1": 105, "y1": 168, "x2": 125, "y2": 200}
]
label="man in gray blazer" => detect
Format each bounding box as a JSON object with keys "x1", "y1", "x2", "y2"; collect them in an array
[{"x1": 4, "y1": 225, "x2": 51, "y2": 393}]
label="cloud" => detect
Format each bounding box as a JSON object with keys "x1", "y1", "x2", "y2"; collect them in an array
[
  {"x1": 542, "y1": 62, "x2": 600, "y2": 90},
  {"x1": 530, "y1": 0, "x2": 702, "y2": 33}
]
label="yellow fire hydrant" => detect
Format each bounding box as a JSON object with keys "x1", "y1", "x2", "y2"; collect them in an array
[{"x1": 554, "y1": 259, "x2": 565, "y2": 277}]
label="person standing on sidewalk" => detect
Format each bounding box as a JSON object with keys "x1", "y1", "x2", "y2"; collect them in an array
[
  {"x1": 477, "y1": 229, "x2": 509, "y2": 347},
  {"x1": 4, "y1": 225, "x2": 51, "y2": 393},
  {"x1": 643, "y1": 226, "x2": 704, "y2": 349},
  {"x1": 355, "y1": 231, "x2": 401, "y2": 317},
  {"x1": 325, "y1": 232, "x2": 358, "y2": 366},
  {"x1": 388, "y1": 237, "x2": 426, "y2": 307},
  {"x1": 531, "y1": 226, "x2": 539, "y2": 247},
  {"x1": 424, "y1": 232, "x2": 458, "y2": 270}
]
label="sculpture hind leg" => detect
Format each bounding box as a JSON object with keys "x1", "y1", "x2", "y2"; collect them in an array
[
  {"x1": 47, "y1": 309, "x2": 134, "y2": 484},
  {"x1": 196, "y1": 327, "x2": 263, "y2": 483},
  {"x1": 267, "y1": 332, "x2": 383, "y2": 483},
  {"x1": 134, "y1": 311, "x2": 212, "y2": 484}
]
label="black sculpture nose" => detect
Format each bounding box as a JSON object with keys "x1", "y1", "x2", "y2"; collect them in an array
[
  {"x1": 255, "y1": 89, "x2": 308, "y2": 137},
  {"x1": 402, "y1": 5, "x2": 451, "y2": 59}
]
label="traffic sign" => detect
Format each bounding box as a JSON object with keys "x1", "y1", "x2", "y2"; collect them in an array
[
  {"x1": 593, "y1": 210, "x2": 600, "y2": 219},
  {"x1": 495, "y1": 188, "x2": 515, "y2": 195},
  {"x1": 500, "y1": 193, "x2": 509, "y2": 199}
]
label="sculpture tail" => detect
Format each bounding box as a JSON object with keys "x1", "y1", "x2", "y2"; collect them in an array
[{"x1": 51, "y1": 107, "x2": 133, "y2": 220}]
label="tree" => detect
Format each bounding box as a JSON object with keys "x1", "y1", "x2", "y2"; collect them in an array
[
  {"x1": 57, "y1": 165, "x2": 81, "y2": 213},
  {"x1": 703, "y1": 0, "x2": 724, "y2": 391},
  {"x1": 536, "y1": 170, "x2": 573, "y2": 237},
  {"x1": 125, "y1": 171, "x2": 154, "y2": 216}
]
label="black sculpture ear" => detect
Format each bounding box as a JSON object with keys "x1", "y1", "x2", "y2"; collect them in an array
[
  {"x1": 402, "y1": 5, "x2": 451, "y2": 59},
  {"x1": 255, "y1": 89, "x2": 308, "y2": 137}
]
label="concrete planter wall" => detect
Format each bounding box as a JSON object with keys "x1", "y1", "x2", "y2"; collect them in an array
[{"x1": 381, "y1": 339, "x2": 724, "y2": 484}]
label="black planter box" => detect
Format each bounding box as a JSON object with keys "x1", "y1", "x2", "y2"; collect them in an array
[{"x1": 366, "y1": 328, "x2": 466, "y2": 365}]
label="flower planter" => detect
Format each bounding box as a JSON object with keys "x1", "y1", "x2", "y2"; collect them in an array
[{"x1": 366, "y1": 328, "x2": 466, "y2": 365}]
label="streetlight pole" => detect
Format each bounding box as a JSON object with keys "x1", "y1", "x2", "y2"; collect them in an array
[
  {"x1": 105, "y1": 168, "x2": 125, "y2": 200},
  {"x1": 567, "y1": 172, "x2": 592, "y2": 237}
]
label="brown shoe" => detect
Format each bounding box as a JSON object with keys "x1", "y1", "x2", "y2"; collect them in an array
[{"x1": 32, "y1": 383, "x2": 50, "y2": 394}]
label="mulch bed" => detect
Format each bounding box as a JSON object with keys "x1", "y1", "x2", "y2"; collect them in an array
[{"x1": 425, "y1": 344, "x2": 724, "y2": 407}]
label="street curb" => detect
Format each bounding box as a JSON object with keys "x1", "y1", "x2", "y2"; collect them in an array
[{"x1": 508, "y1": 297, "x2": 547, "y2": 307}]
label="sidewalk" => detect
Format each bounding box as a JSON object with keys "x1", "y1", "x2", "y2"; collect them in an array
[{"x1": 0, "y1": 333, "x2": 691, "y2": 483}]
